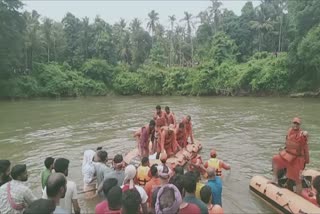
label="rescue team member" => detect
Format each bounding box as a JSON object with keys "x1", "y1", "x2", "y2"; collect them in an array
[
  {"x1": 182, "y1": 115, "x2": 195, "y2": 144},
  {"x1": 204, "y1": 149, "x2": 231, "y2": 177},
  {"x1": 176, "y1": 122, "x2": 187, "y2": 148},
  {"x1": 272, "y1": 117, "x2": 309, "y2": 194},
  {"x1": 134, "y1": 120, "x2": 155, "y2": 157},
  {"x1": 157, "y1": 125, "x2": 181, "y2": 157},
  {"x1": 153, "y1": 105, "x2": 167, "y2": 154},
  {"x1": 165, "y1": 106, "x2": 176, "y2": 127},
  {"x1": 136, "y1": 157, "x2": 151, "y2": 186}
]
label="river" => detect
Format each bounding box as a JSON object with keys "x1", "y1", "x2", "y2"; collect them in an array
[{"x1": 0, "y1": 96, "x2": 319, "y2": 213}]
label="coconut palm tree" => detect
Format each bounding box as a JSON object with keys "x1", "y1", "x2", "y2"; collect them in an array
[
  {"x1": 168, "y1": 15, "x2": 176, "y2": 66},
  {"x1": 181, "y1": 12, "x2": 194, "y2": 66},
  {"x1": 147, "y1": 10, "x2": 159, "y2": 47},
  {"x1": 250, "y1": 6, "x2": 274, "y2": 51}
]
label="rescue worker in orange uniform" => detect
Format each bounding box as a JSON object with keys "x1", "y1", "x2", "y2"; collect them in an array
[
  {"x1": 153, "y1": 105, "x2": 167, "y2": 153},
  {"x1": 134, "y1": 120, "x2": 155, "y2": 157},
  {"x1": 272, "y1": 117, "x2": 309, "y2": 194},
  {"x1": 204, "y1": 149, "x2": 231, "y2": 177},
  {"x1": 136, "y1": 157, "x2": 151, "y2": 186},
  {"x1": 165, "y1": 106, "x2": 176, "y2": 127},
  {"x1": 181, "y1": 115, "x2": 195, "y2": 144},
  {"x1": 175, "y1": 122, "x2": 187, "y2": 148},
  {"x1": 157, "y1": 125, "x2": 180, "y2": 157}
]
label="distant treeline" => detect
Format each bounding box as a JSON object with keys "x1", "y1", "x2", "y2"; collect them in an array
[{"x1": 0, "y1": 0, "x2": 319, "y2": 97}]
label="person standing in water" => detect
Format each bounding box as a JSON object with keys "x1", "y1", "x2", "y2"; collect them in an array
[
  {"x1": 165, "y1": 106, "x2": 176, "y2": 127},
  {"x1": 176, "y1": 122, "x2": 187, "y2": 148},
  {"x1": 153, "y1": 105, "x2": 167, "y2": 152},
  {"x1": 157, "y1": 125, "x2": 180, "y2": 157},
  {"x1": 134, "y1": 120, "x2": 156, "y2": 157},
  {"x1": 181, "y1": 115, "x2": 195, "y2": 144},
  {"x1": 272, "y1": 117, "x2": 309, "y2": 194},
  {"x1": 204, "y1": 149, "x2": 231, "y2": 177}
]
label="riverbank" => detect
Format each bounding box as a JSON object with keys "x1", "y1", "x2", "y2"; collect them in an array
[{"x1": 1, "y1": 53, "x2": 319, "y2": 99}]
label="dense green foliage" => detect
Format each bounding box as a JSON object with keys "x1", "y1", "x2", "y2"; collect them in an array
[{"x1": 0, "y1": 0, "x2": 319, "y2": 98}]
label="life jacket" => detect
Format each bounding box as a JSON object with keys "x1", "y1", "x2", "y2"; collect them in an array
[
  {"x1": 280, "y1": 128, "x2": 307, "y2": 162},
  {"x1": 136, "y1": 166, "x2": 151, "y2": 186},
  {"x1": 207, "y1": 158, "x2": 222, "y2": 176}
]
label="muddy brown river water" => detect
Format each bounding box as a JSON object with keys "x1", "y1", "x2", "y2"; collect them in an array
[{"x1": 1, "y1": 96, "x2": 319, "y2": 213}]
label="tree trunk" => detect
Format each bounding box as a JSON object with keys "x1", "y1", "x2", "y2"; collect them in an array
[
  {"x1": 53, "y1": 37, "x2": 56, "y2": 61},
  {"x1": 47, "y1": 45, "x2": 50, "y2": 63},
  {"x1": 278, "y1": 15, "x2": 283, "y2": 52},
  {"x1": 191, "y1": 37, "x2": 194, "y2": 67},
  {"x1": 258, "y1": 31, "x2": 262, "y2": 52},
  {"x1": 25, "y1": 44, "x2": 28, "y2": 71}
]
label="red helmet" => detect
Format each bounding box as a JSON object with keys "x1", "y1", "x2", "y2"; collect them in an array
[{"x1": 210, "y1": 149, "x2": 217, "y2": 157}]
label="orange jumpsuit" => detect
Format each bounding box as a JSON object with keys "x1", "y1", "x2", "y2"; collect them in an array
[
  {"x1": 153, "y1": 111, "x2": 167, "y2": 132},
  {"x1": 157, "y1": 126, "x2": 178, "y2": 156},
  {"x1": 165, "y1": 112, "x2": 176, "y2": 127},
  {"x1": 175, "y1": 126, "x2": 187, "y2": 148},
  {"x1": 272, "y1": 128, "x2": 309, "y2": 183},
  {"x1": 134, "y1": 125, "x2": 154, "y2": 157},
  {"x1": 182, "y1": 117, "x2": 194, "y2": 144}
]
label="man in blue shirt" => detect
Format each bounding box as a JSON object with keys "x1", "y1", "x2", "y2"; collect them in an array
[{"x1": 206, "y1": 167, "x2": 223, "y2": 206}]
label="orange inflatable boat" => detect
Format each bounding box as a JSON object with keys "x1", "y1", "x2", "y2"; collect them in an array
[
  {"x1": 124, "y1": 142, "x2": 202, "y2": 169},
  {"x1": 250, "y1": 169, "x2": 320, "y2": 213}
]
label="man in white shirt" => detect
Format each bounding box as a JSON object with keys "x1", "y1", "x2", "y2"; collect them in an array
[
  {"x1": 43, "y1": 158, "x2": 80, "y2": 214},
  {"x1": 0, "y1": 164, "x2": 37, "y2": 214},
  {"x1": 46, "y1": 173, "x2": 68, "y2": 214}
]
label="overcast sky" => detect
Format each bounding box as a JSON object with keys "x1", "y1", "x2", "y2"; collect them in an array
[{"x1": 22, "y1": 0, "x2": 259, "y2": 28}]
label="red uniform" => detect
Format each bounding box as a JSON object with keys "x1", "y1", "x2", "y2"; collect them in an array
[
  {"x1": 134, "y1": 125, "x2": 154, "y2": 157},
  {"x1": 157, "y1": 126, "x2": 178, "y2": 156},
  {"x1": 153, "y1": 111, "x2": 167, "y2": 131},
  {"x1": 272, "y1": 128, "x2": 309, "y2": 183},
  {"x1": 182, "y1": 117, "x2": 194, "y2": 144},
  {"x1": 165, "y1": 112, "x2": 176, "y2": 127},
  {"x1": 175, "y1": 126, "x2": 187, "y2": 148}
]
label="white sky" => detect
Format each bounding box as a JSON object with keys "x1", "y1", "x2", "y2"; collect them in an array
[{"x1": 22, "y1": 0, "x2": 259, "y2": 28}]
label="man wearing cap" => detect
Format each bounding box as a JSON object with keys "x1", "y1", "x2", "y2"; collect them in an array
[
  {"x1": 272, "y1": 117, "x2": 309, "y2": 194},
  {"x1": 204, "y1": 149, "x2": 231, "y2": 177},
  {"x1": 0, "y1": 164, "x2": 37, "y2": 214},
  {"x1": 157, "y1": 125, "x2": 180, "y2": 157}
]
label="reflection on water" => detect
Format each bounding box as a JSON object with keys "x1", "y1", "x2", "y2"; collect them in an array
[{"x1": 0, "y1": 97, "x2": 320, "y2": 213}]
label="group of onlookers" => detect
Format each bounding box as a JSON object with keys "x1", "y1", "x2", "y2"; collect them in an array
[{"x1": 0, "y1": 157, "x2": 80, "y2": 214}]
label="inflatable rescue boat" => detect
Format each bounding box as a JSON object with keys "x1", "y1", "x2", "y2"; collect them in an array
[
  {"x1": 250, "y1": 169, "x2": 320, "y2": 213},
  {"x1": 124, "y1": 142, "x2": 202, "y2": 169}
]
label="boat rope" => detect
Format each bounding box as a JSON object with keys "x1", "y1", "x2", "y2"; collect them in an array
[{"x1": 281, "y1": 202, "x2": 294, "y2": 213}]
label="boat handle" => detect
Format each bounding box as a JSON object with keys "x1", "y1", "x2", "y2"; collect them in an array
[
  {"x1": 276, "y1": 192, "x2": 283, "y2": 197},
  {"x1": 255, "y1": 182, "x2": 261, "y2": 187}
]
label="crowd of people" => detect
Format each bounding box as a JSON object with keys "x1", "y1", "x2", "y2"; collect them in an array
[{"x1": 0, "y1": 106, "x2": 318, "y2": 213}]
